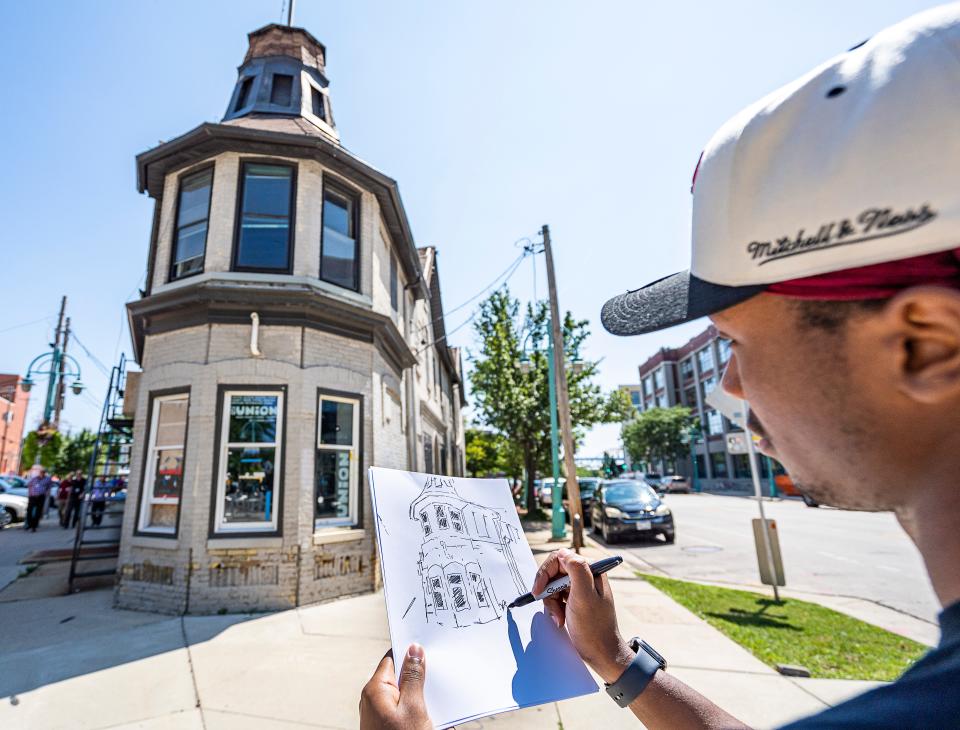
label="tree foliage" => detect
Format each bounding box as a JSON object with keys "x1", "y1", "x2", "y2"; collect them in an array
[
  {"x1": 20, "y1": 429, "x2": 64, "y2": 472},
  {"x1": 56, "y1": 429, "x2": 98, "y2": 474},
  {"x1": 469, "y1": 287, "x2": 624, "y2": 511},
  {"x1": 465, "y1": 428, "x2": 517, "y2": 477},
  {"x1": 20, "y1": 428, "x2": 97, "y2": 475},
  {"x1": 621, "y1": 406, "x2": 698, "y2": 470}
]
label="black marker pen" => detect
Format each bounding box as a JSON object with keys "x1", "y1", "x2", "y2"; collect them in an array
[{"x1": 507, "y1": 556, "x2": 623, "y2": 609}]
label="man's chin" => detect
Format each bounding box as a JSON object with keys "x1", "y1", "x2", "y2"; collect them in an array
[{"x1": 793, "y1": 478, "x2": 888, "y2": 512}]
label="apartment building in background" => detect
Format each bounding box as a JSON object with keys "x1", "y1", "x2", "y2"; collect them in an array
[{"x1": 630, "y1": 325, "x2": 772, "y2": 487}]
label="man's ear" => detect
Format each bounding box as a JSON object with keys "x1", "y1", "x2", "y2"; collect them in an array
[{"x1": 883, "y1": 286, "x2": 960, "y2": 404}]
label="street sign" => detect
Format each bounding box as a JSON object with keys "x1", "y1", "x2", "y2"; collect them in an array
[{"x1": 752, "y1": 518, "x2": 786, "y2": 587}]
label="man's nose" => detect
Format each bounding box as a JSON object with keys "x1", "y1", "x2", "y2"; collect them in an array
[{"x1": 721, "y1": 352, "x2": 746, "y2": 400}]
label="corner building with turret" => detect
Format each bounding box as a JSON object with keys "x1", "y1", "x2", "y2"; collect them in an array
[{"x1": 117, "y1": 24, "x2": 466, "y2": 614}]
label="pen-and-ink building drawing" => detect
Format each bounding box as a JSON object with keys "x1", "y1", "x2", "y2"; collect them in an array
[
  {"x1": 115, "y1": 23, "x2": 466, "y2": 614},
  {"x1": 411, "y1": 477, "x2": 526, "y2": 628}
]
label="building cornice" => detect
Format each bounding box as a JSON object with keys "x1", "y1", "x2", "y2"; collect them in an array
[
  {"x1": 126, "y1": 279, "x2": 416, "y2": 375},
  {"x1": 135, "y1": 122, "x2": 428, "y2": 301}
]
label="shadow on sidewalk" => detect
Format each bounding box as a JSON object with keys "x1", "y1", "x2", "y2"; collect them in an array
[{"x1": 0, "y1": 587, "x2": 255, "y2": 700}]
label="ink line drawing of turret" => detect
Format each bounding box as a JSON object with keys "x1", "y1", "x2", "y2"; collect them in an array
[{"x1": 409, "y1": 476, "x2": 525, "y2": 628}]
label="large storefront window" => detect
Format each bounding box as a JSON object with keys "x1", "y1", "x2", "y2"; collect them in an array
[
  {"x1": 138, "y1": 393, "x2": 189, "y2": 534},
  {"x1": 315, "y1": 393, "x2": 361, "y2": 528},
  {"x1": 214, "y1": 391, "x2": 283, "y2": 533}
]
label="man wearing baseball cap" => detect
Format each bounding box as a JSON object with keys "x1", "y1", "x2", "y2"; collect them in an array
[{"x1": 360, "y1": 5, "x2": 960, "y2": 728}]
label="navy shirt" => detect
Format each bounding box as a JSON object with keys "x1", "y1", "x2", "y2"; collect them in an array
[{"x1": 781, "y1": 601, "x2": 960, "y2": 729}]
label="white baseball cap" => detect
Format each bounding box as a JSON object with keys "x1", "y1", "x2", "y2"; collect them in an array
[{"x1": 602, "y1": 3, "x2": 960, "y2": 336}]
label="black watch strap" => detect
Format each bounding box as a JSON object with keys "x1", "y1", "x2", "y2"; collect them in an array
[{"x1": 604, "y1": 638, "x2": 667, "y2": 708}]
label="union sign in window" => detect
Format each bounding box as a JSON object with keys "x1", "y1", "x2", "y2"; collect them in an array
[
  {"x1": 316, "y1": 393, "x2": 360, "y2": 528},
  {"x1": 214, "y1": 391, "x2": 284, "y2": 533}
]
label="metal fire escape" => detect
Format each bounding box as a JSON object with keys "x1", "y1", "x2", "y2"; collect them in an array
[{"x1": 68, "y1": 354, "x2": 134, "y2": 592}]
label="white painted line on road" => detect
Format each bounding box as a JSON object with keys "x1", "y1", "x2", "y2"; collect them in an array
[{"x1": 817, "y1": 550, "x2": 862, "y2": 566}]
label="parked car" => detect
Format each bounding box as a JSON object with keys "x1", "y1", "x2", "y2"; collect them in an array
[
  {"x1": 0, "y1": 479, "x2": 28, "y2": 525},
  {"x1": 591, "y1": 479, "x2": 674, "y2": 544},
  {"x1": 642, "y1": 473, "x2": 663, "y2": 489},
  {"x1": 561, "y1": 477, "x2": 600, "y2": 526},
  {"x1": 538, "y1": 478, "x2": 565, "y2": 507},
  {"x1": 660, "y1": 475, "x2": 691, "y2": 494},
  {"x1": 0, "y1": 477, "x2": 27, "y2": 498}
]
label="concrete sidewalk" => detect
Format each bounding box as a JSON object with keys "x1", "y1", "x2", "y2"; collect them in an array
[{"x1": 0, "y1": 529, "x2": 884, "y2": 730}]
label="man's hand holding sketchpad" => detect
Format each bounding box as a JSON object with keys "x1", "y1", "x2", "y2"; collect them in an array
[{"x1": 364, "y1": 468, "x2": 597, "y2": 728}]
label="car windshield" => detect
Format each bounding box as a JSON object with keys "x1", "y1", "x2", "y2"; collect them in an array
[
  {"x1": 603, "y1": 481, "x2": 657, "y2": 503},
  {"x1": 644, "y1": 474, "x2": 662, "y2": 481}
]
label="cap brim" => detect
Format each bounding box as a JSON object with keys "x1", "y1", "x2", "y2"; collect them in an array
[{"x1": 601, "y1": 271, "x2": 766, "y2": 336}]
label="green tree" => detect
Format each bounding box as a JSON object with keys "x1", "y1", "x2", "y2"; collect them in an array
[
  {"x1": 621, "y1": 406, "x2": 697, "y2": 473},
  {"x1": 465, "y1": 428, "x2": 505, "y2": 477},
  {"x1": 469, "y1": 287, "x2": 624, "y2": 513},
  {"x1": 21, "y1": 429, "x2": 64, "y2": 472},
  {"x1": 56, "y1": 429, "x2": 98, "y2": 474}
]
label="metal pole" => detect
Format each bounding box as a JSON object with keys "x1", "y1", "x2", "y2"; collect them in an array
[
  {"x1": 541, "y1": 224, "x2": 583, "y2": 551},
  {"x1": 744, "y1": 400, "x2": 779, "y2": 601},
  {"x1": 690, "y1": 433, "x2": 700, "y2": 493},
  {"x1": 547, "y1": 326, "x2": 565, "y2": 539},
  {"x1": 287, "y1": 0, "x2": 296, "y2": 25},
  {"x1": 765, "y1": 455, "x2": 778, "y2": 498}
]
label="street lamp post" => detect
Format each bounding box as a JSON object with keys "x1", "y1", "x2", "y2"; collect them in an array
[{"x1": 20, "y1": 297, "x2": 85, "y2": 460}]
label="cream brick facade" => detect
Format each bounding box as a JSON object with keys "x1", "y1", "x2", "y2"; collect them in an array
[{"x1": 117, "y1": 24, "x2": 465, "y2": 614}]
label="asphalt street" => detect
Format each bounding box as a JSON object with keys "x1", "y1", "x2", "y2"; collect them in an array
[{"x1": 592, "y1": 493, "x2": 940, "y2": 625}]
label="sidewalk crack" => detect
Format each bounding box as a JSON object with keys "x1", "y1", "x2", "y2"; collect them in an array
[{"x1": 180, "y1": 616, "x2": 208, "y2": 730}]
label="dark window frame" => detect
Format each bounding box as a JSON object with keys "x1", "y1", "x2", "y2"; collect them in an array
[
  {"x1": 311, "y1": 86, "x2": 326, "y2": 121},
  {"x1": 270, "y1": 73, "x2": 294, "y2": 106},
  {"x1": 313, "y1": 387, "x2": 365, "y2": 530},
  {"x1": 320, "y1": 179, "x2": 361, "y2": 292},
  {"x1": 133, "y1": 386, "x2": 191, "y2": 539},
  {"x1": 231, "y1": 159, "x2": 297, "y2": 275},
  {"x1": 208, "y1": 384, "x2": 287, "y2": 539},
  {"x1": 168, "y1": 163, "x2": 215, "y2": 283},
  {"x1": 235, "y1": 76, "x2": 255, "y2": 112},
  {"x1": 390, "y1": 252, "x2": 398, "y2": 312}
]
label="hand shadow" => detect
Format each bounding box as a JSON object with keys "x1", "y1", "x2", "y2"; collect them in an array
[{"x1": 508, "y1": 609, "x2": 576, "y2": 707}]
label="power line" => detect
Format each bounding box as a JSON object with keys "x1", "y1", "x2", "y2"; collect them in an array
[
  {"x1": 70, "y1": 331, "x2": 112, "y2": 378},
  {"x1": 0, "y1": 314, "x2": 55, "y2": 336},
  {"x1": 418, "y1": 250, "x2": 529, "y2": 336}
]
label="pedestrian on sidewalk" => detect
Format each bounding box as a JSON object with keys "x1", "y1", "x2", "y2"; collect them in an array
[
  {"x1": 56, "y1": 477, "x2": 71, "y2": 527},
  {"x1": 361, "y1": 6, "x2": 960, "y2": 729},
  {"x1": 65, "y1": 472, "x2": 85, "y2": 529},
  {"x1": 89, "y1": 478, "x2": 107, "y2": 527},
  {"x1": 25, "y1": 468, "x2": 52, "y2": 532}
]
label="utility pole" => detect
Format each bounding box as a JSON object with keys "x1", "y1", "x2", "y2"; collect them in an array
[
  {"x1": 53, "y1": 316, "x2": 71, "y2": 428},
  {"x1": 542, "y1": 225, "x2": 584, "y2": 551},
  {"x1": 43, "y1": 296, "x2": 67, "y2": 428}
]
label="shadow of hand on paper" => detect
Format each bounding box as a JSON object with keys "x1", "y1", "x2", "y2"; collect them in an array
[{"x1": 508, "y1": 609, "x2": 572, "y2": 707}]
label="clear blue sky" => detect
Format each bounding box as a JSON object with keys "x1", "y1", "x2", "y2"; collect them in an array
[{"x1": 0, "y1": 0, "x2": 937, "y2": 455}]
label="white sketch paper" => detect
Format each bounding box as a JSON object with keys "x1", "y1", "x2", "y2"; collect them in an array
[{"x1": 369, "y1": 467, "x2": 598, "y2": 728}]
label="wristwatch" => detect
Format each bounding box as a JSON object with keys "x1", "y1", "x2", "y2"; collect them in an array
[{"x1": 604, "y1": 637, "x2": 667, "y2": 708}]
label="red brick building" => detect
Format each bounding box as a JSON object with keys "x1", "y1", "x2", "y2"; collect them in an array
[{"x1": 0, "y1": 375, "x2": 30, "y2": 475}]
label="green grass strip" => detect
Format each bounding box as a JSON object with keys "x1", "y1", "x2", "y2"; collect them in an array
[{"x1": 642, "y1": 573, "x2": 927, "y2": 681}]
